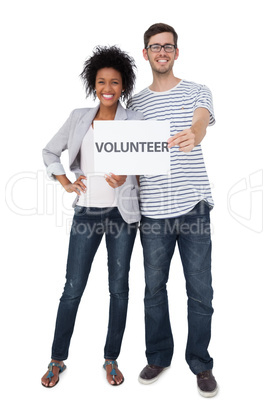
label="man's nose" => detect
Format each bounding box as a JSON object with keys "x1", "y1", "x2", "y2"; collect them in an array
[{"x1": 159, "y1": 46, "x2": 168, "y2": 55}]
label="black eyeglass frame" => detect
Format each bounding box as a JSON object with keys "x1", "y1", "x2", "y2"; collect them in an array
[{"x1": 146, "y1": 44, "x2": 177, "y2": 53}]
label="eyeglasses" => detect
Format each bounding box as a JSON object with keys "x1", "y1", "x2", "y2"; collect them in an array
[{"x1": 146, "y1": 44, "x2": 177, "y2": 53}]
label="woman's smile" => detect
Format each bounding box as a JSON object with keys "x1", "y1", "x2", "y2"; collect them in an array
[{"x1": 95, "y1": 68, "x2": 124, "y2": 108}]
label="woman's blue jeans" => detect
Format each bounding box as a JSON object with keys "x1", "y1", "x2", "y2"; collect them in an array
[
  {"x1": 140, "y1": 201, "x2": 214, "y2": 374},
  {"x1": 51, "y1": 206, "x2": 137, "y2": 361}
]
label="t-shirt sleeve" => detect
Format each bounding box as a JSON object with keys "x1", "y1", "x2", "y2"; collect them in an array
[{"x1": 194, "y1": 85, "x2": 215, "y2": 126}]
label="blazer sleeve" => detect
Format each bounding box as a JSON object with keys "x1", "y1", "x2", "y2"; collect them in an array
[{"x1": 42, "y1": 111, "x2": 74, "y2": 180}]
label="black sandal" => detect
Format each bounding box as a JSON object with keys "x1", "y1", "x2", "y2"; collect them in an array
[
  {"x1": 42, "y1": 362, "x2": 66, "y2": 388},
  {"x1": 103, "y1": 360, "x2": 124, "y2": 386}
]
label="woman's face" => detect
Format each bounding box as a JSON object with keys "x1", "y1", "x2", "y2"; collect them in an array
[{"x1": 95, "y1": 68, "x2": 124, "y2": 107}]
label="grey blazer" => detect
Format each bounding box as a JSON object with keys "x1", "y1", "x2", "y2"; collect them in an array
[{"x1": 43, "y1": 102, "x2": 143, "y2": 223}]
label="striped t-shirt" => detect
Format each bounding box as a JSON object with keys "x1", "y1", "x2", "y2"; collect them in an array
[{"x1": 128, "y1": 79, "x2": 215, "y2": 219}]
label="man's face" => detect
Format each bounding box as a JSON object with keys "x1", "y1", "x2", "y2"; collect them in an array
[{"x1": 143, "y1": 32, "x2": 179, "y2": 75}]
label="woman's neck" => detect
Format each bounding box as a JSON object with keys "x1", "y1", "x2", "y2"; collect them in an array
[{"x1": 94, "y1": 102, "x2": 118, "y2": 121}]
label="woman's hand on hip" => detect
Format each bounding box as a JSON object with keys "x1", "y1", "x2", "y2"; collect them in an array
[{"x1": 64, "y1": 175, "x2": 87, "y2": 195}]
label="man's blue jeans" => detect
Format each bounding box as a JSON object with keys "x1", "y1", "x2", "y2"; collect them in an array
[
  {"x1": 140, "y1": 201, "x2": 214, "y2": 374},
  {"x1": 51, "y1": 206, "x2": 137, "y2": 361}
]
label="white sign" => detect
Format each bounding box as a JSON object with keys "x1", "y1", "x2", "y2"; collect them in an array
[{"x1": 94, "y1": 120, "x2": 170, "y2": 175}]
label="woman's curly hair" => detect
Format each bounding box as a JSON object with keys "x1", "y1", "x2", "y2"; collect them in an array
[{"x1": 80, "y1": 45, "x2": 136, "y2": 103}]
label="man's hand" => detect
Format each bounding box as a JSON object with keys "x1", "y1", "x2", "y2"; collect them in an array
[
  {"x1": 167, "y1": 128, "x2": 196, "y2": 152},
  {"x1": 105, "y1": 173, "x2": 127, "y2": 188},
  {"x1": 167, "y1": 107, "x2": 210, "y2": 153}
]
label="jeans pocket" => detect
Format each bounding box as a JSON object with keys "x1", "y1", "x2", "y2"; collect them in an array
[{"x1": 74, "y1": 206, "x2": 87, "y2": 216}]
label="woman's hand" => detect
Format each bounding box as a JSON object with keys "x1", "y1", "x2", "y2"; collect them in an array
[
  {"x1": 60, "y1": 175, "x2": 87, "y2": 195},
  {"x1": 105, "y1": 173, "x2": 127, "y2": 188}
]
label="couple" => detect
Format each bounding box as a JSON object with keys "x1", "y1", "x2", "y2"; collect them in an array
[{"x1": 41, "y1": 23, "x2": 218, "y2": 398}]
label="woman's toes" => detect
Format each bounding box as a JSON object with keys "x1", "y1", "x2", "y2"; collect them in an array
[
  {"x1": 113, "y1": 370, "x2": 123, "y2": 385},
  {"x1": 116, "y1": 377, "x2": 123, "y2": 385},
  {"x1": 41, "y1": 374, "x2": 51, "y2": 387},
  {"x1": 48, "y1": 377, "x2": 58, "y2": 387}
]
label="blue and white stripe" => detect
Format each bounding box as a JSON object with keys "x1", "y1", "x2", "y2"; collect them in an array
[{"x1": 128, "y1": 80, "x2": 215, "y2": 218}]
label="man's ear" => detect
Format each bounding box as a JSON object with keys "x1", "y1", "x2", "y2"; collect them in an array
[
  {"x1": 143, "y1": 48, "x2": 149, "y2": 61},
  {"x1": 175, "y1": 48, "x2": 179, "y2": 60}
]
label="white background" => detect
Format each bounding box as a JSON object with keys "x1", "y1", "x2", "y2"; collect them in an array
[{"x1": 1, "y1": 1, "x2": 267, "y2": 401}]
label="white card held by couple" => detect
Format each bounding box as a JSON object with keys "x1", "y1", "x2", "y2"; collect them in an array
[{"x1": 94, "y1": 120, "x2": 170, "y2": 175}]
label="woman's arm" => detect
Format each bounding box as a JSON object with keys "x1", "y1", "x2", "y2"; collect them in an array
[{"x1": 42, "y1": 111, "x2": 74, "y2": 179}]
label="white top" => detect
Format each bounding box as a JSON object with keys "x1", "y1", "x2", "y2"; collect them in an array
[
  {"x1": 128, "y1": 79, "x2": 215, "y2": 218},
  {"x1": 76, "y1": 125, "x2": 117, "y2": 207}
]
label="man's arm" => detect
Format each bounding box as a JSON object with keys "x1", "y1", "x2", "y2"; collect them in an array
[{"x1": 167, "y1": 107, "x2": 210, "y2": 152}]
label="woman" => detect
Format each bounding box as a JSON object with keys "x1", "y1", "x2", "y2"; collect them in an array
[{"x1": 41, "y1": 46, "x2": 143, "y2": 387}]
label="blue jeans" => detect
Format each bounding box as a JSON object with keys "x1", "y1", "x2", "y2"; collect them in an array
[
  {"x1": 140, "y1": 201, "x2": 214, "y2": 374},
  {"x1": 51, "y1": 206, "x2": 137, "y2": 361}
]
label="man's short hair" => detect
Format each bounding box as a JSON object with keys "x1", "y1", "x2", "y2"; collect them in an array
[{"x1": 144, "y1": 23, "x2": 178, "y2": 49}]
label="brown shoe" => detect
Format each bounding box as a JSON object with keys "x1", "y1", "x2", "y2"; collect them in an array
[
  {"x1": 197, "y1": 370, "x2": 218, "y2": 398},
  {"x1": 138, "y1": 364, "x2": 168, "y2": 384}
]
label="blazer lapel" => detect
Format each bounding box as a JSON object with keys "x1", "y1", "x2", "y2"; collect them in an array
[
  {"x1": 69, "y1": 105, "x2": 99, "y2": 165},
  {"x1": 76, "y1": 104, "x2": 99, "y2": 134},
  {"x1": 115, "y1": 102, "x2": 128, "y2": 120}
]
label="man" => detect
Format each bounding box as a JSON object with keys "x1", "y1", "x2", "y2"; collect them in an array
[{"x1": 128, "y1": 23, "x2": 218, "y2": 398}]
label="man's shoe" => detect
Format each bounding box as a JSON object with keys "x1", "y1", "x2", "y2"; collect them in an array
[
  {"x1": 138, "y1": 364, "x2": 168, "y2": 384},
  {"x1": 197, "y1": 370, "x2": 218, "y2": 398}
]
